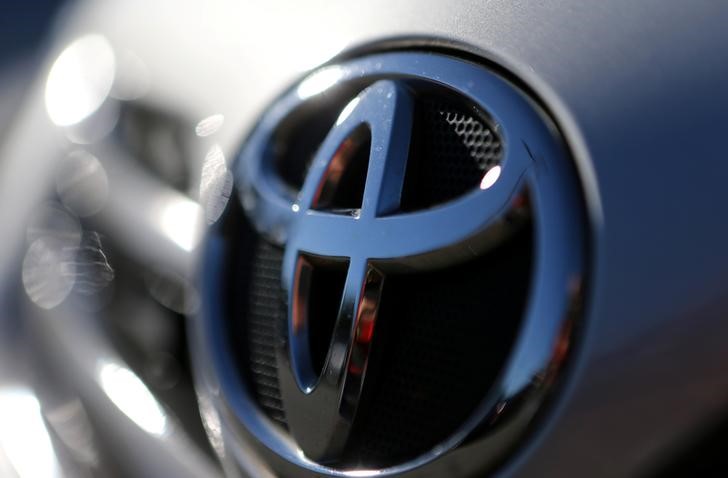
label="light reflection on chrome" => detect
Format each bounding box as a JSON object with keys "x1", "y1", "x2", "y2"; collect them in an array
[
  {"x1": 158, "y1": 195, "x2": 203, "y2": 252},
  {"x1": 480, "y1": 164, "x2": 502, "y2": 190},
  {"x1": 72, "y1": 232, "x2": 115, "y2": 297},
  {"x1": 56, "y1": 150, "x2": 109, "y2": 217},
  {"x1": 0, "y1": 387, "x2": 63, "y2": 478},
  {"x1": 336, "y1": 97, "x2": 361, "y2": 125},
  {"x1": 296, "y1": 66, "x2": 343, "y2": 99},
  {"x1": 195, "y1": 114, "x2": 225, "y2": 137},
  {"x1": 97, "y1": 361, "x2": 168, "y2": 436},
  {"x1": 22, "y1": 237, "x2": 76, "y2": 310},
  {"x1": 199, "y1": 144, "x2": 233, "y2": 224},
  {"x1": 345, "y1": 471, "x2": 379, "y2": 477},
  {"x1": 23, "y1": 203, "x2": 114, "y2": 309},
  {"x1": 197, "y1": 394, "x2": 225, "y2": 458},
  {"x1": 45, "y1": 34, "x2": 116, "y2": 127}
]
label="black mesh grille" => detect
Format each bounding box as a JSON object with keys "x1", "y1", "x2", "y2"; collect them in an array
[
  {"x1": 344, "y1": 227, "x2": 531, "y2": 466},
  {"x1": 240, "y1": 241, "x2": 288, "y2": 427},
  {"x1": 235, "y1": 224, "x2": 531, "y2": 465},
  {"x1": 401, "y1": 95, "x2": 503, "y2": 210}
]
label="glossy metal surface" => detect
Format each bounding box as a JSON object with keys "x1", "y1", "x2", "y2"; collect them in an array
[{"x1": 199, "y1": 52, "x2": 586, "y2": 476}]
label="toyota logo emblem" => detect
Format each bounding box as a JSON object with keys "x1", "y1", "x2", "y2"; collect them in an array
[{"x1": 198, "y1": 52, "x2": 587, "y2": 476}]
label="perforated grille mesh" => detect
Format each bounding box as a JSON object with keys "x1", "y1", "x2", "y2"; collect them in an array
[
  {"x1": 241, "y1": 241, "x2": 287, "y2": 427},
  {"x1": 401, "y1": 95, "x2": 503, "y2": 210},
  {"x1": 235, "y1": 226, "x2": 531, "y2": 465},
  {"x1": 345, "y1": 228, "x2": 531, "y2": 466}
]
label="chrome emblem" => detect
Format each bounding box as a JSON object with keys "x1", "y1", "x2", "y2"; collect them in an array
[{"x1": 199, "y1": 52, "x2": 586, "y2": 475}]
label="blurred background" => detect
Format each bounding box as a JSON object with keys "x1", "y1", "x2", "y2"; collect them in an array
[
  {"x1": 0, "y1": 2, "x2": 221, "y2": 476},
  {"x1": 0, "y1": 1, "x2": 65, "y2": 67},
  {"x1": 0, "y1": 0, "x2": 66, "y2": 130}
]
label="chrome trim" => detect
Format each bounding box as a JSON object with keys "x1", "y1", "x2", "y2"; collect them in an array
[{"x1": 197, "y1": 51, "x2": 587, "y2": 476}]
